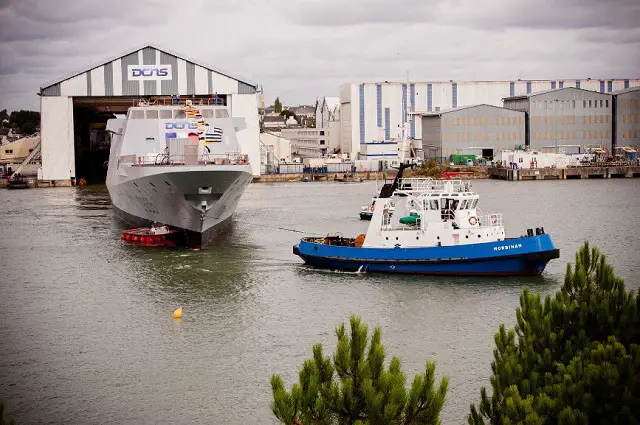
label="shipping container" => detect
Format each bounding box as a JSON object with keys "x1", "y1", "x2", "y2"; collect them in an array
[
  {"x1": 354, "y1": 159, "x2": 381, "y2": 172},
  {"x1": 278, "y1": 163, "x2": 304, "y2": 174},
  {"x1": 303, "y1": 158, "x2": 326, "y2": 168},
  {"x1": 327, "y1": 162, "x2": 354, "y2": 173}
]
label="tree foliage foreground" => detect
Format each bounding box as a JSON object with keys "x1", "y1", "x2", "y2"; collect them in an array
[
  {"x1": 469, "y1": 242, "x2": 640, "y2": 425},
  {"x1": 270, "y1": 315, "x2": 449, "y2": 425}
]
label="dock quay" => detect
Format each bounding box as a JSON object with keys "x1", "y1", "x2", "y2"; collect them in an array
[
  {"x1": 253, "y1": 171, "x2": 396, "y2": 183},
  {"x1": 489, "y1": 165, "x2": 640, "y2": 181}
]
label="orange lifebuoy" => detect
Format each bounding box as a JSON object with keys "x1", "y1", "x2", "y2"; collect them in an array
[{"x1": 468, "y1": 216, "x2": 478, "y2": 225}]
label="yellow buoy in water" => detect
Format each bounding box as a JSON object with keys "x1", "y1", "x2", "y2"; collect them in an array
[{"x1": 173, "y1": 307, "x2": 183, "y2": 319}]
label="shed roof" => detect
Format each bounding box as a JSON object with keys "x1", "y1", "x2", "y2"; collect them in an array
[
  {"x1": 413, "y1": 103, "x2": 520, "y2": 117},
  {"x1": 611, "y1": 86, "x2": 640, "y2": 95},
  {"x1": 502, "y1": 87, "x2": 610, "y2": 101},
  {"x1": 40, "y1": 43, "x2": 257, "y2": 91}
]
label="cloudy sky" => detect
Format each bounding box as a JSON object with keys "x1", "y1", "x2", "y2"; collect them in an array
[{"x1": 1, "y1": 0, "x2": 639, "y2": 111}]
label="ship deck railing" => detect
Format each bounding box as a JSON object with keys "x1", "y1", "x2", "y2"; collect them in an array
[
  {"x1": 118, "y1": 153, "x2": 249, "y2": 167},
  {"x1": 397, "y1": 178, "x2": 471, "y2": 194},
  {"x1": 380, "y1": 210, "x2": 503, "y2": 231}
]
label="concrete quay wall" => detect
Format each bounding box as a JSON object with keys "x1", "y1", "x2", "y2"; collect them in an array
[{"x1": 489, "y1": 166, "x2": 640, "y2": 181}]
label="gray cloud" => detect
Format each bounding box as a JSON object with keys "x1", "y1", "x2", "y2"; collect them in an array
[{"x1": 1, "y1": 0, "x2": 639, "y2": 112}]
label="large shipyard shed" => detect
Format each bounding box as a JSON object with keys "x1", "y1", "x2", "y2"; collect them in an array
[
  {"x1": 419, "y1": 104, "x2": 525, "y2": 162},
  {"x1": 503, "y1": 87, "x2": 613, "y2": 152},
  {"x1": 39, "y1": 44, "x2": 260, "y2": 185},
  {"x1": 612, "y1": 86, "x2": 640, "y2": 148}
]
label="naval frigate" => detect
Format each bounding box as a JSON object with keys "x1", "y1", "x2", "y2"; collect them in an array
[{"x1": 106, "y1": 101, "x2": 253, "y2": 248}]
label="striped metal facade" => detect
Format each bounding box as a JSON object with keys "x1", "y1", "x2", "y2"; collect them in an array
[{"x1": 40, "y1": 45, "x2": 257, "y2": 97}]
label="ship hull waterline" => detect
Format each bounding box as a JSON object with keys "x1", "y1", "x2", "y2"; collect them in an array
[
  {"x1": 294, "y1": 234, "x2": 559, "y2": 276},
  {"x1": 107, "y1": 165, "x2": 252, "y2": 249}
]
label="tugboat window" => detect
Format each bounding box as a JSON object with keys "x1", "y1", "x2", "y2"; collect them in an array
[
  {"x1": 159, "y1": 110, "x2": 172, "y2": 119},
  {"x1": 173, "y1": 110, "x2": 186, "y2": 119},
  {"x1": 430, "y1": 199, "x2": 439, "y2": 210}
]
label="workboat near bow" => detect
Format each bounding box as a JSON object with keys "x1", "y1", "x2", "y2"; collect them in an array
[
  {"x1": 106, "y1": 101, "x2": 253, "y2": 249},
  {"x1": 294, "y1": 177, "x2": 559, "y2": 276}
]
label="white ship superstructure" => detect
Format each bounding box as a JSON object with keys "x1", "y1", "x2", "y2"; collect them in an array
[{"x1": 106, "y1": 101, "x2": 253, "y2": 248}]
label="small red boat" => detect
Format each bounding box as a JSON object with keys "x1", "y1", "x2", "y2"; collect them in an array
[{"x1": 121, "y1": 225, "x2": 180, "y2": 246}]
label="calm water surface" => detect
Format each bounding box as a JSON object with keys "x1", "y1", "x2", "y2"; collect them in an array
[{"x1": 1, "y1": 179, "x2": 639, "y2": 424}]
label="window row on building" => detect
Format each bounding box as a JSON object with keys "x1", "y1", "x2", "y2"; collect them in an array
[
  {"x1": 443, "y1": 116, "x2": 523, "y2": 127},
  {"x1": 621, "y1": 129, "x2": 639, "y2": 139},
  {"x1": 619, "y1": 99, "x2": 639, "y2": 109},
  {"x1": 444, "y1": 132, "x2": 524, "y2": 142},
  {"x1": 531, "y1": 130, "x2": 610, "y2": 140}
]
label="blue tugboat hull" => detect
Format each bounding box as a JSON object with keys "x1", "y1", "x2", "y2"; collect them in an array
[{"x1": 294, "y1": 234, "x2": 559, "y2": 276}]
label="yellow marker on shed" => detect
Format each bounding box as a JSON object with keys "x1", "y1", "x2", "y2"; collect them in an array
[{"x1": 173, "y1": 307, "x2": 183, "y2": 319}]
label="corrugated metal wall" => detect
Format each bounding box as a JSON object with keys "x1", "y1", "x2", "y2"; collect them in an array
[
  {"x1": 120, "y1": 52, "x2": 139, "y2": 95},
  {"x1": 104, "y1": 62, "x2": 114, "y2": 96},
  {"x1": 160, "y1": 51, "x2": 178, "y2": 95},
  {"x1": 186, "y1": 62, "x2": 196, "y2": 95},
  {"x1": 142, "y1": 47, "x2": 157, "y2": 96}
]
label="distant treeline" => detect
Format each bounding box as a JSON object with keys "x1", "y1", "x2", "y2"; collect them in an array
[{"x1": 0, "y1": 109, "x2": 40, "y2": 136}]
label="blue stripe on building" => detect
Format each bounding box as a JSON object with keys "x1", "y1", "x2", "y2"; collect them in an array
[
  {"x1": 509, "y1": 82, "x2": 515, "y2": 97},
  {"x1": 410, "y1": 83, "x2": 415, "y2": 138},
  {"x1": 402, "y1": 83, "x2": 407, "y2": 123},
  {"x1": 600, "y1": 80, "x2": 605, "y2": 93},
  {"x1": 452, "y1": 82, "x2": 457, "y2": 108},
  {"x1": 625, "y1": 79, "x2": 630, "y2": 89},
  {"x1": 576, "y1": 80, "x2": 581, "y2": 89},
  {"x1": 384, "y1": 107, "x2": 390, "y2": 140},
  {"x1": 427, "y1": 84, "x2": 432, "y2": 111},
  {"x1": 526, "y1": 81, "x2": 531, "y2": 94},
  {"x1": 359, "y1": 84, "x2": 365, "y2": 144},
  {"x1": 607, "y1": 80, "x2": 613, "y2": 92},
  {"x1": 559, "y1": 81, "x2": 564, "y2": 89},
  {"x1": 551, "y1": 81, "x2": 556, "y2": 89},
  {"x1": 376, "y1": 84, "x2": 382, "y2": 127}
]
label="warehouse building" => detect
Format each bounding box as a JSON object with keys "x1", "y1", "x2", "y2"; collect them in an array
[
  {"x1": 420, "y1": 104, "x2": 525, "y2": 161},
  {"x1": 503, "y1": 87, "x2": 613, "y2": 151},
  {"x1": 339, "y1": 78, "x2": 640, "y2": 158},
  {"x1": 39, "y1": 44, "x2": 260, "y2": 185},
  {"x1": 613, "y1": 87, "x2": 640, "y2": 148}
]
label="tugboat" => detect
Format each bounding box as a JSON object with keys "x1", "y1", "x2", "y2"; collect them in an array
[{"x1": 295, "y1": 176, "x2": 559, "y2": 276}]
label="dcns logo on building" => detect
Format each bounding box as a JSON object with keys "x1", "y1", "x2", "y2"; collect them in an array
[
  {"x1": 127, "y1": 64, "x2": 172, "y2": 81},
  {"x1": 165, "y1": 122, "x2": 198, "y2": 130}
]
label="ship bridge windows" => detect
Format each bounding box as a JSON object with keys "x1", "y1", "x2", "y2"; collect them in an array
[
  {"x1": 159, "y1": 110, "x2": 172, "y2": 119},
  {"x1": 145, "y1": 110, "x2": 159, "y2": 119},
  {"x1": 130, "y1": 110, "x2": 145, "y2": 119},
  {"x1": 201, "y1": 109, "x2": 214, "y2": 118},
  {"x1": 216, "y1": 109, "x2": 229, "y2": 118},
  {"x1": 173, "y1": 110, "x2": 186, "y2": 119}
]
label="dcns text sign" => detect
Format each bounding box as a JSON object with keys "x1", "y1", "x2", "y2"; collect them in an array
[{"x1": 127, "y1": 64, "x2": 172, "y2": 81}]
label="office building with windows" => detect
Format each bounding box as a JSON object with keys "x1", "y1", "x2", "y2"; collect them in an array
[
  {"x1": 503, "y1": 87, "x2": 613, "y2": 151},
  {"x1": 339, "y1": 78, "x2": 639, "y2": 158}
]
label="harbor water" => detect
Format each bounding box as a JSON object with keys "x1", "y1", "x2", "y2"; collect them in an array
[{"x1": 1, "y1": 180, "x2": 639, "y2": 424}]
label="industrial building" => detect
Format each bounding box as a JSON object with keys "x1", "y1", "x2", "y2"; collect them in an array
[
  {"x1": 38, "y1": 44, "x2": 260, "y2": 185},
  {"x1": 503, "y1": 87, "x2": 613, "y2": 151},
  {"x1": 420, "y1": 104, "x2": 526, "y2": 161},
  {"x1": 339, "y1": 78, "x2": 640, "y2": 158},
  {"x1": 280, "y1": 128, "x2": 333, "y2": 157},
  {"x1": 613, "y1": 87, "x2": 640, "y2": 147}
]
